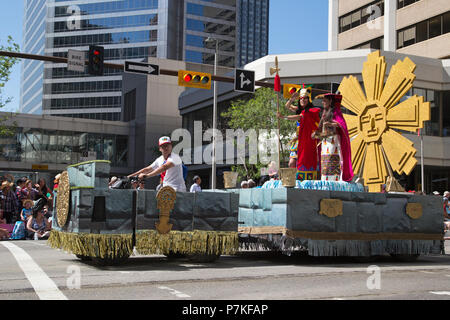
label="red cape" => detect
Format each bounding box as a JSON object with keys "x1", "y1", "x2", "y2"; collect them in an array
[{"x1": 297, "y1": 107, "x2": 321, "y2": 172}]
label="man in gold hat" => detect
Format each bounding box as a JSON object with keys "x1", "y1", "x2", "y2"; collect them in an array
[{"x1": 0, "y1": 180, "x2": 19, "y2": 223}]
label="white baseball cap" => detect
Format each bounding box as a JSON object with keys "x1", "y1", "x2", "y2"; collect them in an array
[{"x1": 158, "y1": 136, "x2": 172, "y2": 146}]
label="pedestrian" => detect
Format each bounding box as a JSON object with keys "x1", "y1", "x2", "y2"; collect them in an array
[
  {"x1": 190, "y1": 175, "x2": 202, "y2": 193},
  {"x1": 444, "y1": 191, "x2": 450, "y2": 231},
  {"x1": 109, "y1": 176, "x2": 118, "y2": 188},
  {"x1": 137, "y1": 179, "x2": 145, "y2": 190},
  {"x1": 0, "y1": 181, "x2": 19, "y2": 224},
  {"x1": 128, "y1": 136, "x2": 186, "y2": 192},
  {"x1": 35, "y1": 178, "x2": 51, "y2": 206}
]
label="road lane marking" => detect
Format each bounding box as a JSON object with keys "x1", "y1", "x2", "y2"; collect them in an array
[
  {"x1": 1, "y1": 242, "x2": 68, "y2": 300},
  {"x1": 430, "y1": 291, "x2": 450, "y2": 296},
  {"x1": 158, "y1": 286, "x2": 191, "y2": 298}
]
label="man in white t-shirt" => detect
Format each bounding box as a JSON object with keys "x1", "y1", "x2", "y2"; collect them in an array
[{"x1": 128, "y1": 136, "x2": 187, "y2": 192}]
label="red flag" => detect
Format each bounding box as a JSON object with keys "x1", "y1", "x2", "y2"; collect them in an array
[{"x1": 274, "y1": 74, "x2": 281, "y2": 92}]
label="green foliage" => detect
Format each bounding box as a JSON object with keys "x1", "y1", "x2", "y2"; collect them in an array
[
  {"x1": 0, "y1": 36, "x2": 20, "y2": 136},
  {"x1": 221, "y1": 87, "x2": 297, "y2": 182}
]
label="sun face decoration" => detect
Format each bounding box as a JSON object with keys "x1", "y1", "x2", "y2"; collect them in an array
[{"x1": 339, "y1": 51, "x2": 430, "y2": 192}]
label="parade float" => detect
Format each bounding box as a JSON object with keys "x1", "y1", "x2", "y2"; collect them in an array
[
  {"x1": 48, "y1": 161, "x2": 239, "y2": 265},
  {"x1": 48, "y1": 51, "x2": 443, "y2": 264},
  {"x1": 237, "y1": 51, "x2": 442, "y2": 260}
]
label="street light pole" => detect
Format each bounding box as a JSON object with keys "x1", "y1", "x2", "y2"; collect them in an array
[{"x1": 207, "y1": 37, "x2": 218, "y2": 190}]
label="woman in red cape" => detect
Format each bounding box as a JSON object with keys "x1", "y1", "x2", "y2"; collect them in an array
[{"x1": 280, "y1": 87, "x2": 321, "y2": 181}]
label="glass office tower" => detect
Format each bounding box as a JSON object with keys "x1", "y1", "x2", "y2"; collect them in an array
[
  {"x1": 184, "y1": 0, "x2": 269, "y2": 67},
  {"x1": 20, "y1": 0, "x2": 47, "y2": 115},
  {"x1": 20, "y1": 0, "x2": 269, "y2": 120}
]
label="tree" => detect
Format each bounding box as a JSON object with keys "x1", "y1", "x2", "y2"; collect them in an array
[
  {"x1": 0, "y1": 36, "x2": 20, "y2": 136},
  {"x1": 221, "y1": 87, "x2": 297, "y2": 182}
]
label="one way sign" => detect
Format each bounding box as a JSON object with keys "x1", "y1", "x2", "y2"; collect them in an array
[
  {"x1": 234, "y1": 69, "x2": 255, "y2": 93},
  {"x1": 124, "y1": 61, "x2": 159, "y2": 75}
]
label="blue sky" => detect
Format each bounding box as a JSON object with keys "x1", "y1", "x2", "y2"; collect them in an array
[{"x1": 0, "y1": 0, "x2": 328, "y2": 113}]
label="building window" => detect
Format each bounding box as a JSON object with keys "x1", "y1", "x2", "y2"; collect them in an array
[
  {"x1": 398, "y1": 12, "x2": 449, "y2": 49},
  {"x1": 339, "y1": 1, "x2": 384, "y2": 33},
  {"x1": 397, "y1": 0, "x2": 421, "y2": 9},
  {"x1": 429, "y1": 15, "x2": 442, "y2": 39},
  {"x1": 443, "y1": 91, "x2": 450, "y2": 137},
  {"x1": 349, "y1": 36, "x2": 384, "y2": 50}
]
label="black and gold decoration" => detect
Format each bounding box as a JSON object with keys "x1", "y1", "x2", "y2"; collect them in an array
[{"x1": 56, "y1": 171, "x2": 70, "y2": 228}]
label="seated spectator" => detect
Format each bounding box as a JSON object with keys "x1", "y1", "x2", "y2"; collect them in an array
[
  {"x1": 0, "y1": 215, "x2": 13, "y2": 239},
  {"x1": 42, "y1": 204, "x2": 52, "y2": 220},
  {"x1": 0, "y1": 226, "x2": 9, "y2": 240},
  {"x1": 444, "y1": 191, "x2": 450, "y2": 231},
  {"x1": 248, "y1": 179, "x2": 256, "y2": 188},
  {"x1": 9, "y1": 199, "x2": 34, "y2": 240},
  {"x1": 27, "y1": 209, "x2": 51, "y2": 240},
  {"x1": 241, "y1": 181, "x2": 249, "y2": 189}
]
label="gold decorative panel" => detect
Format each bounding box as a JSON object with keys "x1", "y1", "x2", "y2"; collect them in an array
[
  {"x1": 406, "y1": 203, "x2": 423, "y2": 220},
  {"x1": 339, "y1": 51, "x2": 430, "y2": 193},
  {"x1": 155, "y1": 186, "x2": 176, "y2": 234},
  {"x1": 319, "y1": 199, "x2": 343, "y2": 218},
  {"x1": 56, "y1": 171, "x2": 70, "y2": 228}
]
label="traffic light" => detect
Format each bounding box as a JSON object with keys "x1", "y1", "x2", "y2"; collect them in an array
[
  {"x1": 88, "y1": 45, "x2": 104, "y2": 76},
  {"x1": 178, "y1": 70, "x2": 212, "y2": 90},
  {"x1": 283, "y1": 84, "x2": 303, "y2": 99}
]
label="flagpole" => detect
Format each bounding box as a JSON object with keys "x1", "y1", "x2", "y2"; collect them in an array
[
  {"x1": 420, "y1": 129, "x2": 424, "y2": 194},
  {"x1": 277, "y1": 91, "x2": 281, "y2": 172},
  {"x1": 271, "y1": 56, "x2": 282, "y2": 172}
]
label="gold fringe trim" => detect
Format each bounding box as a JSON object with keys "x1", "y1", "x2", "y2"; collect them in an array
[
  {"x1": 135, "y1": 230, "x2": 239, "y2": 256},
  {"x1": 48, "y1": 229, "x2": 239, "y2": 258},
  {"x1": 48, "y1": 230, "x2": 133, "y2": 259}
]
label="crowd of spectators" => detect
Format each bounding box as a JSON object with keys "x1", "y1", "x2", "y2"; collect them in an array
[{"x1": 0, "y1": 175, "x2": 57, "y2": 240}]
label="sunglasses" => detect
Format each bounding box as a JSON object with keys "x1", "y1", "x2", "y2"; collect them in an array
[{"x1": 299, "y1": 97, "x2": 309, "y2": 100}]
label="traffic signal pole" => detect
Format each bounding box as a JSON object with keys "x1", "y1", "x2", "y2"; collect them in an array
[{"x1": 0, "y1": 50, "x2": 275, "y2": 89}]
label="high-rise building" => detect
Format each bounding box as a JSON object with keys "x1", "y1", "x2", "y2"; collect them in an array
[
  {"x1": 328, "y1": 0, "x2": 450, "y2": 59},
  {"x1": 20, "y1": 0, "x2": 47, "y2": 115},
  {"x1": 19, "y1": 0, "x2": 269, "y2": 120}
]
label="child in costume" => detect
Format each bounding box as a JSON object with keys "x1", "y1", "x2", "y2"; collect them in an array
[{"x1": 312, "y1": 93, "x2": 354, "y2": 182}]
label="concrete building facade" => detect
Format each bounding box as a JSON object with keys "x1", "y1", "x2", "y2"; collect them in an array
[{"x1": 329, "y1": 0, "x2": 450, "y2": 59}]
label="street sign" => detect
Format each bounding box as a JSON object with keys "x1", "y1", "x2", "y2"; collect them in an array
[
  {"x1": 67, "y1": 49, "x2": 85, "y2": 72},
  {"x1": 234, "y1": 69, "x2": 255, "y2": 93},
  {"x1": 124, "y1": 61, "x2": 159, "y2": 75}
]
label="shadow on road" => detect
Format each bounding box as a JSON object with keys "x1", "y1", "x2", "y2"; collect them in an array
[{"x1": 69, "y1": 250, "x2": 450, "y2": 272}]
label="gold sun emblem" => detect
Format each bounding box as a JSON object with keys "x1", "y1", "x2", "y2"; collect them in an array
[{"x1": 338, "y1": 51, "x2": 430, "y2": 193}]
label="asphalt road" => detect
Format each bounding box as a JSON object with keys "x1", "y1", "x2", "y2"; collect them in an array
[{"x1": 1, "y1": 240, "x2": 450, "y2": 302}]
